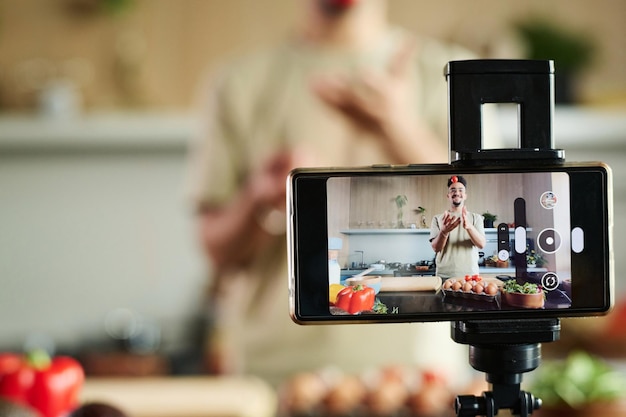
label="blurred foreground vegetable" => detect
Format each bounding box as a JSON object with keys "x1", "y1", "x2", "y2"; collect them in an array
[
  {"x1": 0, "y1": 350, "x2": 84, "y2": 417},
  {"x1": 530, "y1": 350, "x2": 626, "y2": 409}
]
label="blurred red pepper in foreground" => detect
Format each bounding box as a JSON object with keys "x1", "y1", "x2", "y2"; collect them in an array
[{"x1": 0, "y1": 350, "x2": 84, "y2": 417}]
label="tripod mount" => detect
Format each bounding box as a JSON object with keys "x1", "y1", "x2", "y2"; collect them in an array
[
  {"x1": 445, "y1": 60, "x2": 565, "y2": 416},
  {"x1": 452, "y1": 319, "x2": 560, "y2": 417}
]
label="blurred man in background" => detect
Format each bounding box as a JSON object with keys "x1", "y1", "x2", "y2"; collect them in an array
[{"x1": 186, "y1": 0, "x2": 483, "y2": 386}]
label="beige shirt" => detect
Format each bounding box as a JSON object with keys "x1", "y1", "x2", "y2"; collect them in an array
[
  {"x1": 186, "y1": 30, "x2": 476, "y2": 386},
  {"x1": 187, "y1": 30, "x2": 475, "y2": 205},
  {"x1": 430, "y1": 211, "x2": 485, "y2": 279}
]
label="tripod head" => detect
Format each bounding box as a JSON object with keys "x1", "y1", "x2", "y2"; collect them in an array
[
  {"x1": 445, "y1": 60, "x2": 564, "y2": 417},
  {"x1": 452, "y1": 319, "x2": 560, "y2": 417}
]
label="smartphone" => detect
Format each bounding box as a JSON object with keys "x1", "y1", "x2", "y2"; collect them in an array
[{"x1": 287, "y1": 162, "x2": 613, "y2": 324}]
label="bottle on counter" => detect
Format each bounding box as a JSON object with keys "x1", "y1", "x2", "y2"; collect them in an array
[{"x1": 328, "y1": 237, "x2": 342, "y2": 285}]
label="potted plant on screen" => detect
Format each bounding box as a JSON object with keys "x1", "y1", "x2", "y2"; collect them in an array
[
  {"x1": 413, "y1": 206, "x2": 427, "y2": 228},
  {"x1": 526, "y1": 248, "x2": 545, "y2": 268},
  {"x1": 482, "y1": 212, "x2": 497, "y2": 229},
  {"x1": 392, "y1": 195, "x2": 408, "y2": 228}
]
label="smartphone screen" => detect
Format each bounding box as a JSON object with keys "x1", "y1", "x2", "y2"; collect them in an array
[{"x1": 288, "y1": 163, "x2": 613, "y2": 323}]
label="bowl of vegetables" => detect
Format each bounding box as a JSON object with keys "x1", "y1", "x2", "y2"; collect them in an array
[{"x1": 501, "y1": 280, "x2": 545, "y2": 308}]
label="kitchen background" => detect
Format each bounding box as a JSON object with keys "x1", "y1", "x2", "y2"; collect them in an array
[
  {"x1": 1, "y1": 0, "x2": 625, "y2": 377},
  {"x1": 327, "y1": 172, "x2": 569, "y2": 277}
]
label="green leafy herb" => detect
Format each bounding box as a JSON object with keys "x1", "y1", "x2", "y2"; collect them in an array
[
  {"x1": 503, "y1": 280, "x2": 542, "y2": 294},
  {"x1": 373, "y1": 299, "x2": 388, "y2": 314}
]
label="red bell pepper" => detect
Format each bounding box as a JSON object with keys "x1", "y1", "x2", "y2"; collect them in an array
[
  {"x1": 0, "y1": 350, "x2": 84, "y2": 417},
  {"x1": 335, "y1": 284, "x2": 376, "y2": 314}
]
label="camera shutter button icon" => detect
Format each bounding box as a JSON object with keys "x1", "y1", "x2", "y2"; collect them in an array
[{"x1": 537, "y1": 228, "x2": 562, "y2": 254}]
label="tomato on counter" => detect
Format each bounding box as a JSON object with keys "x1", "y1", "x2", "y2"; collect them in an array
[{"x1": 0, "y1": 350, "x2": 84, "y2": 417}]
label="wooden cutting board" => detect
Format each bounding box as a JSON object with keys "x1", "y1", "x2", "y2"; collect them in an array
[{"x1": 380, "y1": 276, "x2": 442, "y2": 292}]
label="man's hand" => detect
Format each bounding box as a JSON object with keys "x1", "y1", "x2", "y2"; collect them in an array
[
  {"x1": 310, "y1": 38, "x2": 447, "y2": 163},
  {"x1": 461, "y1": 207, "x2": 471, "y2": 230},
  {"x1": 441, "y1": 211, "x2": 462, "y2": 235},
  {"x1": 311, "y1": 38, "x2": 416, "y2": 136},
  {"x1": 248, "y1": 150, "x2": 305, "y2": 211},
  {"x1": 431, "y1": 210, "x2": 461, "y2": 253},
  {"x1": 462, "y1": 207, "x2": 486, "y2": 249},
  {"x1": 198, "y1": 149, "x2": 312, "y2": 271}
]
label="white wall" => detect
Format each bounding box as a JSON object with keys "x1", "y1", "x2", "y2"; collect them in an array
[{"x1": 0, "y1": 114, "x2": 207, "y2": 355}]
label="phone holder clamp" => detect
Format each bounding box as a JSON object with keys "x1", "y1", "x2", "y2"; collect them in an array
[
  {"x1": 445, "y1": 60, "x2": 565, "y2": 417},
  {"x1": 445, "y1": 59, "x2": 565, "y2": 166}
]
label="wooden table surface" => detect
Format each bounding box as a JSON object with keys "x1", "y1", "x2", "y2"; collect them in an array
[{"x1": 80, "y1": 376, "x2": 277, "y2": 417}]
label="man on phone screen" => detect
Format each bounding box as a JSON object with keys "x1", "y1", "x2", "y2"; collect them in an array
[{"x1": 430, "y1": 175, "x2": 486, "y2": 279}]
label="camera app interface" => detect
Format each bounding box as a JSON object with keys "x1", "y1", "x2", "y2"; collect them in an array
[{"x1": 327, "y1": 172, "x2": 573, "y2": 316}]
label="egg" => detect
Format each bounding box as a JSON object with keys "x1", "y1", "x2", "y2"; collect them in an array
[
  {"x1": 364, "y1": 379, "x2": 408, "y2": 416},
  {"x1": 485, "y1": 283, "x2": 498, "y2": 295},
  {"x1": 283, "y1": 372, "x2": 328, "y2": 414},
  {"x1": 452, "y1": 281, "x2": 462, "y2": 291},
  {"x1": 462, "y1": 282, "x2": 473, "y2": 292},
  {"x1": 443, "y1": 279, "x2": 454, "y2": 290},
  {"x1": 323, "y1": 375, "x2": 366, "y2": 415},
  {"x1": 474, "y1": 284, "x2": 484, "y2": 294}
]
